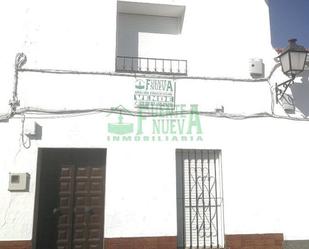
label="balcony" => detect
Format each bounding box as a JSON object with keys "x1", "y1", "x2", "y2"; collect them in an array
[
  {"x1": 116, "y1": 56, "x2": 187, "y2": 75},
  {"x1": 116, "y1": 1, "x2": 186, "y2": 76}
]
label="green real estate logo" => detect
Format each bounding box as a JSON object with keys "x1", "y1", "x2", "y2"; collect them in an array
[
  {"x1": 107, "y1": 104, "x2": 203, "y2": 142},
  {"x1": 108, "y1": 78, "x2": 202, "y2": 142}
]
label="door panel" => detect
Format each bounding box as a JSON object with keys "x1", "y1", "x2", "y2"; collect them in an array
[
  {"x1": 71, "y1": 166, "x2": 104, "y2": 249},
  {"x1": 35, "y1": 149, "x2": 106, "y2": 249},
  {"x1": 57, "y1": 165, "x2": 75, "y2": 249}
]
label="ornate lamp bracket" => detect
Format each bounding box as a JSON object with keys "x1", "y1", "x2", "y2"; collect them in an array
[{"x1": 275, "y1": 76, "x2": 295, "y2": 103}]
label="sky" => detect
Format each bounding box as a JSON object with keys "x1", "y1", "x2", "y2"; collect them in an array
[{"x1": 268, "y1": 0, "x2": 309, "y2": 48}]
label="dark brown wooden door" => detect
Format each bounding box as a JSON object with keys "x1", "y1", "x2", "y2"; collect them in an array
[{"x1": 35, "y1": 149, "x2": 106, "y2": 249}]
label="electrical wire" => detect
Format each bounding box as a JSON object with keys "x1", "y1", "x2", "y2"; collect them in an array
[
  {"x1": 18, "y1": 68, "x2": 269, "y2": 82},
  {"x1": 2, "y1": 59, "x2": 308, "y2": 123},
  {"x1": 7, "y1": 106, "x2": 309, "y2": 122},
  {"x1": 16, "y1": 58, "x2": 282, "y2": 83},
  {"x1": 0, "y1": 113, "x2": 11, "y2": 122},
  {"x1": 266, "y1": 63, "x2": 281, "y2": 114},
  {"x1": 20, "y1": 114, "x2": 31, "y2": 149},
  {"x1": 267, "y1": 63, "x2": 281, "y2": 81}
]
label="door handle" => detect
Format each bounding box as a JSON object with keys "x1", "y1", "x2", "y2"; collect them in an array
[{"x1": 52, "y1": 207, "x2": 61, "y2": 216}]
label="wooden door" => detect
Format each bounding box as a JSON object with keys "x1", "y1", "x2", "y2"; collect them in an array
[{"x1": 35, "y1": 149, "x2": 106, "y2": 249}]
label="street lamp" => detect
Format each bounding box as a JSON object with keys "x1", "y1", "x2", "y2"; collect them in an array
[{"x1": 275, "y1": 39, "x2": 307, "y2": 103}]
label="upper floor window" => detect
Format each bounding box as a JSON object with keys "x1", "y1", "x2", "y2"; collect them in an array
[{"x1": 116, "y1": 1, "x2": 187, "y2": 75}]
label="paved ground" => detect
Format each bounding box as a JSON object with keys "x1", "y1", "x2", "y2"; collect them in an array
[{"x1": 284, "y1": 240, "x2": 309, "y2": 249}]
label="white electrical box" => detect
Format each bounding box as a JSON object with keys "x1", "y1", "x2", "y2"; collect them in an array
[
  {"x1": 24, "y1": 121, "x2": 38, "y2": 136},
  {"x1": 8, "y1": 173, "x2": 30, "y2": 191},
  {"x1": 249, "y1": 58, "x2": 264, "y2": 78}
]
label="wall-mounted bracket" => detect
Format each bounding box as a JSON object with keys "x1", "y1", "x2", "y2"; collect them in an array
[{"x1": 275, "y1": 77, "x2": 295, "y2": 103}]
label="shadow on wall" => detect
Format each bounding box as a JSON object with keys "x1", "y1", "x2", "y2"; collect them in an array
[{"x1": 290, "y1": 71, "x2": 309, "y2": 117}]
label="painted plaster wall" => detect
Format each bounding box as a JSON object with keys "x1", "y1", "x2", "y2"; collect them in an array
[
  {"x1": 0, "y1": 0, "x2": 117, "y2": 113},
  {"x1": 0, "y1": 0, "x2": 309, "y2": 242},
  {"x1": 185, "y1": 0, "x2": 276, "y2": 77},
  {"x1": 17, "y1": 73, "x2": 271, "y2": 113},
  {"x1": 117, "y1": 0, "x2": 276, "y2": 77},
  {"x1": 1, "y1": 111, "x2": 309, "y2": 240},
  {"x1": 117, "y1": 14, "x2": 182, "y2": 59}
]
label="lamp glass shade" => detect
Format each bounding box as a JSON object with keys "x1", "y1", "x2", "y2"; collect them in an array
[
  {"x1": 289, "y1": 51, "x2": 307, "y2": 75},
  {"x1": 279, "y1": 51, "x2": 291, "y2": 75},
  {"x1": 278, "y1": 39, "x2": 307, "y2": 77}
]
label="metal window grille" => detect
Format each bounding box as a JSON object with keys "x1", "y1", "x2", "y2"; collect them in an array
[{"x1": 176, "y1": 149, "x2": 225, "y2": 249}]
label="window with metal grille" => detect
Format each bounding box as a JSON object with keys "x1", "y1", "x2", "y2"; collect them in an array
[{"x1": 176, "y1": 149, "x2": 225, "y2": 249}]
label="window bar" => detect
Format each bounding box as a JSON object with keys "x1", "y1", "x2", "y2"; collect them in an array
[
  {"x1": 170, "y1": 60, "x2": 172, "y2": 73},
  {"x1": 185, "y1": 61, "x2": 188, "y2": 75},
  {"x1": 207, "y1": 150, "x2": 213, "y2": 247},
  {"x1": 194, "y1": 150, "x2": 199, "y2": 248},
  {"x1": 201, "y1": 150, "x2": 206, "y2": 248},
  {"x1": 131, "y1": 57, "x2": 134, "y2": 72},
  {"x1": 155, "y1": 59, "x2": 157, "y2": 72},
  {"x1": 150, "y1": 58, "x2": 153, "y2": 72},
  {"x1": 162, "y1": 59, "x2": 165, "y2": 73},
  {"x1": 178, "y1": 60, "x2": 180, "y2": 73},
  {"x1": 147, "y1": 58, "x2": 149, "y2": 72},
  {"x1": 122, "y1": 57, "x2": 126, "y2": 71},
  {"x1": 214, "y1": 151, "x2": 219, "y2": 248},
  {"x1": 188, "y1": 151, "x2": 193, "y2": 249},
  {"x1": 138, "y1": 57, "x2": 141, "y2": 71}
]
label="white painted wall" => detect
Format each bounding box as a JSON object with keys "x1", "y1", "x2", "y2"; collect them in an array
[
  {"x1": 117, "y1": 0, "x2": 277, "y2": 77},
  {"x1": 1, "y1": 109, "x2": 309, "y2": 240},
  {"x1": 117, "y1": 13, "x2": 182, "y2": 58},
  {"x1": 0, "y1": 0, "x2": 309, "y2": 242},
  {"x1": 0, "y1": 0, "x2": 117, "y2": 113}
]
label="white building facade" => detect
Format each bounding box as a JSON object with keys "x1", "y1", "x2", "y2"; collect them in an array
[{"x1": 0, "y1": 1, "x2": 309, "y2": 249}]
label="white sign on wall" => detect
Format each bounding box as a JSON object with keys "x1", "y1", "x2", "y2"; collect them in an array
[{"x1": 134, "y1": 78, "x2": 175, "y2": 110}]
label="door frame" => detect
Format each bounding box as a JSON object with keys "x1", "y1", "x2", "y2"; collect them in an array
[{"x1": 32, "y1": 148, "x2": 107, "y2": 249}]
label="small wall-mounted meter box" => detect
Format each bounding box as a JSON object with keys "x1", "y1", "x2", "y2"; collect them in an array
[{"x1": 8, "y1": 173, "x2": 30, "y2": 191}]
